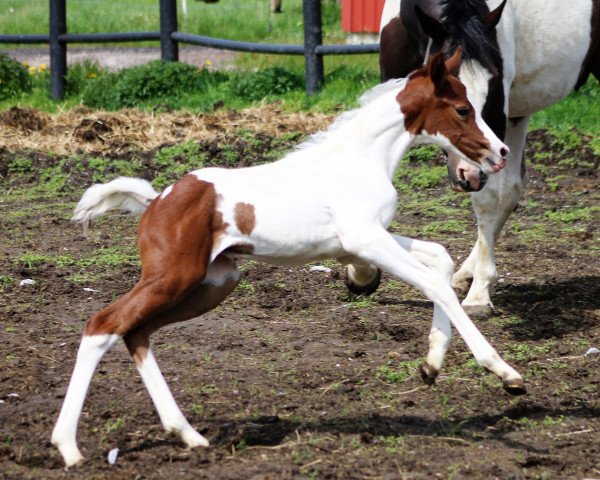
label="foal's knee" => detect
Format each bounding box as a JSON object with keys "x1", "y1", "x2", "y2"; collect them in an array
[{"x1": 429, "y1": 243, "x2": 455, "y2": 283}]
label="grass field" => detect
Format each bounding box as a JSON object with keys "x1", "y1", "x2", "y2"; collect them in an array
[
  {"x1": 0, "y1": 0, "x2": 598, "y2": 135},
  {"x1": 0, "y1": 0, "x2": 342, "y2": 44}
]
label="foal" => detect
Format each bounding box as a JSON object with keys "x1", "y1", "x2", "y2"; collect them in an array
[{"x1": 52, "y1": 51, "x2": 523, "y2": 467}]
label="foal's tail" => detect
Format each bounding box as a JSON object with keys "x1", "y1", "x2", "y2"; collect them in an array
[{"x1": 72, "y1": 177, "x2": 159, "y2": 233}]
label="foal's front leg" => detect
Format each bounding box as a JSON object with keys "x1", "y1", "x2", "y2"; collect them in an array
[
  {"x1": 390, "y1": 235, "x2": 454, "y2": 384},
  {"x1": 343, "y1": 228, "x2": 525, "y2": 394}
]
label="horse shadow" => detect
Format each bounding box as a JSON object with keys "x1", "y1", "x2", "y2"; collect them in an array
[
  {"x1": 491, "y1": 275, "x2": 600, "y2": 341},
  {"x1": 202, "y1": 402, "x2": 600, "y2": 455}
]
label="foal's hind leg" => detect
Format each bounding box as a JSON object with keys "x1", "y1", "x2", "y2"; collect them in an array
[
  {"x1": 52, "y1": 256, "x2": 238, "y2": 466},
  {"x1": 51, "y1": 263, "x2": 211, "y2": 466},
  {"x1": 52, "y1": 176, "x2": 223, "y2": 466},
  {"x1": 123, "y1": 255, "x2": 239, "y2": 449},
  {"x1": 51, "y1": 333, "x2": 119, "y2": 466},
  {"x1": 345, "y1": 263, "x2": 382, "y2": 295}
]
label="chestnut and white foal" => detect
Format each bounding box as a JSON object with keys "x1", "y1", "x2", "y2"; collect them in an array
[{"x1": 52, "y1": 51, "x2": 523, "y2": 468}]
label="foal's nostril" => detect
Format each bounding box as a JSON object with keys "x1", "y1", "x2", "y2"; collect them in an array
[{"x1": 500, "y1": 147, "x2": 509, "y2": 158}]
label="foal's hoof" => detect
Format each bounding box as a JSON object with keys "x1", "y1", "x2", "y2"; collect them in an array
[
  {"x1": 463, "y1": 304, "x2": 494, "y2": 320},
  {"x1": 503, "y1": 378, "x2": 527, "y2": 396},
  {"x1": 345, "y1": 268, "x2": 382, "y2": 296},
  {"x1": 419, "y1": 362, "x2": 438, "y2": 386}
]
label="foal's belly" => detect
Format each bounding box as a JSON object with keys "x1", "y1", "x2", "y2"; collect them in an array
[{"x1": 508, "y1": 0, "x2": 593, "y2": 117}]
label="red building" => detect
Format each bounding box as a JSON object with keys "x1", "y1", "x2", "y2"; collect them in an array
[{"x1": 341, "y1": 0, "x2": 387, "y2": 34}]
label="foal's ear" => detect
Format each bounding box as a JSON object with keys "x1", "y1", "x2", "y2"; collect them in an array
[
  {"x1": 427, "y1": 51, "x2": 449, "y2": 92},
  {"x1": 444, "y1": 47, "x2": 462, "y2": 76},
  {"x1": 484, "y1": 0, "x2": 507, "y2": 32}
]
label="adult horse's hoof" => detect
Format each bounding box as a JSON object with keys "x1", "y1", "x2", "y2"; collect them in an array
[
  {"x1": 345, "y1": 266, "x2": 382, "y2": 296},
  {"x1": 503, "y1": 378, "x2": 527, "y2": 396},
  {"x1": 463, "y1": 304, "x2": 494, "y2": 320},
  {"x1": 419, "y1": 362, "x2": 438, "y2": 385},
  {"x1": 451, "y1": 273, "x2": 472, "y2": 295}
]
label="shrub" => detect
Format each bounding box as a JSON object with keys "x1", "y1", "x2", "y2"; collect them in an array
[
  {"x1": 231, "y1": 67, "x2": 303, "y2": 101},
  {"x1": 0, "y1": 54, "x2": 33, "y2": 100},
  {"x1": 81, "y1": 72, "x2": 118, "y2": 109},
  {"x1": 66, "y1": 60, "x2": 105, "y2": 95},
  {"x1": 82, "y1": 61, "x2": 226, "y2": 109}
]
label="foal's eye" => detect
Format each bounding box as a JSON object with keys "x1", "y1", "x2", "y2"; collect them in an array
[{"x1": 456, "y1": 106, "x2": 470, "y2": 119}]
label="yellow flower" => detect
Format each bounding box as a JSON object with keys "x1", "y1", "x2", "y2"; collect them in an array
[
  {"x1": 22, "y1": 61, "x2": 29, "y2": 67},
  {"x1": 39, "y1": 63, "x2": 47, "y2": 71},
  {"x1": 204, "y1": 60, "x2": 212, "y2": 66},
  {"x1": 87, "y1": 73, "x2": 97, "y2": 78}
]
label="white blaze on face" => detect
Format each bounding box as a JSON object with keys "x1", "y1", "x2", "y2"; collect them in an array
[{"x1": 459, "y1": 60, "x2": 509, "y2": 165}]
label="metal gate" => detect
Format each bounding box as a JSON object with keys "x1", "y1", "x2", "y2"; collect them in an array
[{"x1": 0, "y1": 0, "x2": 380, "y2": 99}]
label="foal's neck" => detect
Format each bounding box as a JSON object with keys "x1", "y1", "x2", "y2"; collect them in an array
[{"x1": 316, "y1": 88, "x2": 415, "y2": 178}]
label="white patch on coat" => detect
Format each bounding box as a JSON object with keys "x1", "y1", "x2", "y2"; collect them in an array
[
  {"x1": 508, "y1": 0, "x2": 593, "y2": 116},
  {"x1": 160, "y1": 185, "x2": 174, "y2": 199},
  {"x1": 379, "y1": 0, "x2": 401, "y2": 34}
]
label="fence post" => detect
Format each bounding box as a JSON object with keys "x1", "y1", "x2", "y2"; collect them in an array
[
  {"x1": 303, "y1": 0, "x2": 324, "y2": 94},
  {"x1": 159, "y1": 0, "x2": 179, "y2": 61},
  {"x1": 49, "y1": 0, "x2": 67, "y2": 100}
]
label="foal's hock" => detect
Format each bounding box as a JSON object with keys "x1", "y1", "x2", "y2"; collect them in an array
[{"x1": 52, "y1": 51, "x2": 522, "y2": 468}]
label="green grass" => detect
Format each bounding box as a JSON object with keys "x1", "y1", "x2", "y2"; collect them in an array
[
  {"x1": 0, "y1": 0, "x2": 343, "y2": 44},
  {"x1": 530, "y1": 79, "x2": 600, "y2": 140},
  {"x1": 1, "y1": 0, "x2": 599, "y2": 134},
  {"x1": 545, "y1": 206, "x2": 600, "y2": 224},
  {"x1": 376, "y1": 359, "x2": 422, "y2": 384},
  {"x1": 0, "y1": 0, "x2": 380, "y2": 112}
]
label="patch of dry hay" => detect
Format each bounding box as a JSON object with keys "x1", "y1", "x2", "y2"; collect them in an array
[{"x1": 0, "y1": 105, "x2": 333, "y2": 155}]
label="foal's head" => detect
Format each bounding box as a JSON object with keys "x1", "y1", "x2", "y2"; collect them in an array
[{"x1": 397, "y1": 49, "x2": 509, "y2": 192}]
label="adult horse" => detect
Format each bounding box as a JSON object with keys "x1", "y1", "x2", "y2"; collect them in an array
[{"x1": 346, "y1": 0, "x2": 599, "y2": 317}]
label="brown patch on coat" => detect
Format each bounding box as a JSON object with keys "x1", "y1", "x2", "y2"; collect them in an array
[
  {"x1": 212, "y1": 209, "x2": 230, "y2": 249},
  {"x1": 380, "y1": 17, "x2": 422, "y2": 81},
  {"x1": 84, "y1": 174, "x2": 220, "y2": 337},
  {"x1": 123, "y1": 255, "x2": 240, "y2": 365},
  {"x1": 397, "y1": 51, "x2": 492, "y2": 164},
  {"x1": 234, "y1": 202, "x2": 256, "y2": 236}
]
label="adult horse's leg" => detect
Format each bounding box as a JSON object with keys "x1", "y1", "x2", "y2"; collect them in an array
[
  {"x1": 452, "y1": 115, "x2": 530, "y2": 317},
  {"x1": 341, "y1": 227, "x2": 525, "y2": 393},
  {"x1": 390, "y1": 235, "x2": 454, "y2": 384}
]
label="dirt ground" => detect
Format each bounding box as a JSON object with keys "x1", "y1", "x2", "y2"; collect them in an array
[{"x1": 0, "y1": 107, "x2": 599, "y2": 479}]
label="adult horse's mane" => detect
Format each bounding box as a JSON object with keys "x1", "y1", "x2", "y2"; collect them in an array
[{"x1": 439, "y1": 0, "x2": 500, "y2": 73}]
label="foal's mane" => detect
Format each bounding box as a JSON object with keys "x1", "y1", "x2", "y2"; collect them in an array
[
  {"x1": 439, "y1": 0, "x2": 501, "y2": 73},
  {"x1": 296, "y1": 78, "x2": 407, "y2": 151}
]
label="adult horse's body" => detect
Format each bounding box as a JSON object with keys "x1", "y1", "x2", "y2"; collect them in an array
[{"x1": 368, "y1": 0, "x2": 600, "y2": 315}]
